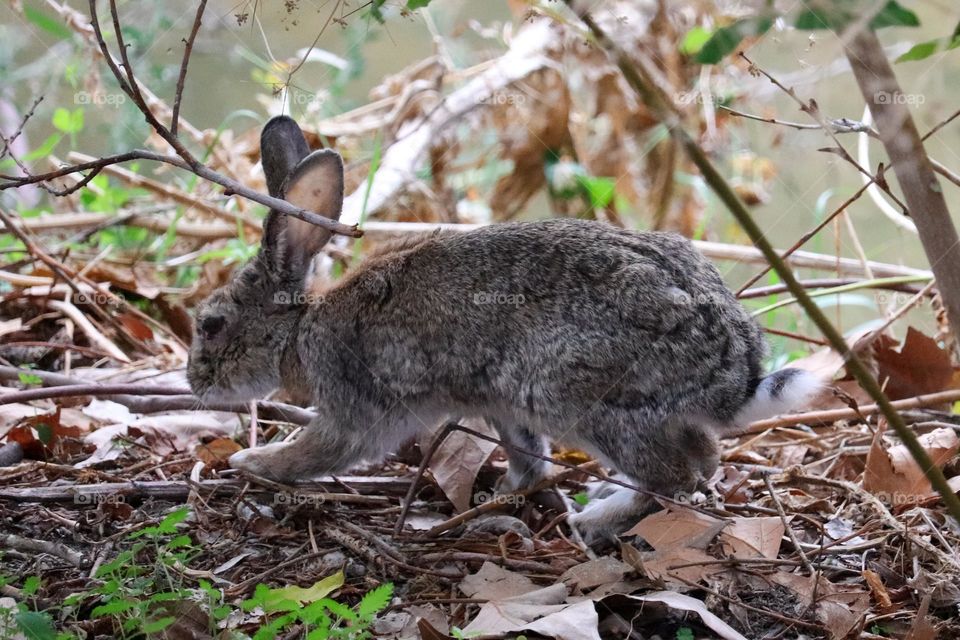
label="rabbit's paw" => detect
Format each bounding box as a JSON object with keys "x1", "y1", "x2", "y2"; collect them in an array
[
  {"x1": 567, "y1": 486, "x2": 653, "y2": 548},
  {"x1": 228, "y1": 443, "x2": 292, "y2": 481}
]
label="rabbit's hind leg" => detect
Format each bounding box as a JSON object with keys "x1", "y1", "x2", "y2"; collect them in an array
[
  {"x1": 488, "y1": 419, "x2": 551, "y2": 493},
  {"x1": 568, "y1": 415, "x2": 720, "y2": 546}
]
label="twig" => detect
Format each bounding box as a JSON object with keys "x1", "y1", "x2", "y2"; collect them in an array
[
  {"x1": 360, "y1": 222, "x2": 932, "y2": 279},
  {"x1": 742, "y1": 389, "x2": 960, "y2": 433},
  {"x1": 763, "y1": 474, "x2": 815, "y2": 574},
  {"x1": 394, "y1": 423, "x2": 455, "y2": 535},
  {"x1": 171, "y1": 0, "x2": 206, "y2": 137},
  {"x1": 0, "y1": 533, "x2": 85, "y2": 567},
  {"x1": 0, "y1": 477, "x2": 411, "y2": 504},
  {"x1": 565, "y1": 1, "x2": 960, "y2": 525},
  {"x1": 788, "y1": 472, "x2": 960, "y2": 572}
]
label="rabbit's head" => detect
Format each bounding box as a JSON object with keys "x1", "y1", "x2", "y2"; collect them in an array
[{"x1": 187, "y1": 116, "x2": 344, "y2": 402}]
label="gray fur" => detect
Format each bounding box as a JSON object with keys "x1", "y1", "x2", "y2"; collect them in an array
[{"x1": 188, "y1": 117, "x2": 817, "y2": 545}]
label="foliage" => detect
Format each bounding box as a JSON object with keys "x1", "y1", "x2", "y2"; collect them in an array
[{"x1": 687, "y1": 1, "x2": 923, "y2": 65}]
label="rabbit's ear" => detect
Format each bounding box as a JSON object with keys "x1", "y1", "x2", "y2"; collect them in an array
[
  {"x1": 262, "y1": 148, "x2": 345, "y2": 280},
  {"x1": 260, "y1": 115, "x2": 310, "y2": 198}
]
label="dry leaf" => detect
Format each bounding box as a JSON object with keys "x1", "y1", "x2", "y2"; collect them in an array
[
  {"x1": 874, "y1": 327, "x2": 956, "y2": 399},
  {"x1": 196, "y1": 437, "x2": 242, "y2": 466},
  {"x1": 862, "y1": 569, "x2": 892, "y2": 610},
  {"x1": 459, "y1": 561, "x2": 537, "y2": 600},
  {"x1": 864, "y1": 425, "x2": 959, "y2": 503},
  {"x1": 428, "y1": 418, "x2": 498, "y2": 513},
  {"x1": 720, "y1": 517, "x2": 785, "y2": 560}
]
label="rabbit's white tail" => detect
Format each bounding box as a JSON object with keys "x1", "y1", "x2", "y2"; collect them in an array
[{"x1": 734, "y1": 369, "x2": 822, "y2": 425}]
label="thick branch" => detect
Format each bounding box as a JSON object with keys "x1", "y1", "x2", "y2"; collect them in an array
[{"x1": 843, "y1": 28, "x2": 960, "y2": 349}]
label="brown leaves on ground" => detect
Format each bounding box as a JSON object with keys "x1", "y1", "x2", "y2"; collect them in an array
[{"x1": 864, "y1": 424, "x2": 959, "y2": 505}]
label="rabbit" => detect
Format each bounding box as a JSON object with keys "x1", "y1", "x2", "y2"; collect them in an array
[{"x1": 187, "y1": 115, "x2": 821, "y2": 545}]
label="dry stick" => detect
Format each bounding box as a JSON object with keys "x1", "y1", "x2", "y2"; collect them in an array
[
  {"x1": 736, "y1": 181, "x2": 872, "y2": 295},
  {"x1": 68, "y1": 152, "x2": 258, "y2": 231},
  {"x1": 789, "y1": 472, "x2": 960, "y2": 572},
  {"x1": 0, "y1": 207, "x2": 149, "y2": 355},
  {"x1": 394, "y1": 423, "x2": 454, "y2": 535},
  {"x1": 564, "y1": 3, "x2": 960, "y2": 526},
  {"x1": 739, "y1": 277, "x2": 925, "y2": 299},
  {"x1": 843, "y1": 29, "x2": 960, "y2": 350},
  {"x1": 0, "y1": 533, "x2": 86, "y2": 568},
  {"x1": 762, "y1": 474, "x2": 815, "y2": 575},
  {"x1": 170, "y1": 0, "x2": 206, "y2": 138},
  {"x1": 738, "y1": 51, "x2": 909, "y2": 215},
  {"x1": 854, "y1": 279, "x2": 938, "y2": 355},
  {"x1": 0, "y1": 368, "x2": 315, "y2": 424}
]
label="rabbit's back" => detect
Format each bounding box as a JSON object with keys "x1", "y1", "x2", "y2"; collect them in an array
[{"x1": 308, "y1": 219, "x2": 764, "y2": 427}]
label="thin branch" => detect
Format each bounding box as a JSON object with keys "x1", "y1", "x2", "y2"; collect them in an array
[
  {"x1": 171, "y1": 0, "x2": 207, "y2": 137},
  {"x1": 564, "y1": 2, "x2": 960, "y2": 525}
]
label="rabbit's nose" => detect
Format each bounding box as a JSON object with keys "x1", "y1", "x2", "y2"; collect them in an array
[{"x1": 200, "y1": 314, "x2": 225, "y2": 338}]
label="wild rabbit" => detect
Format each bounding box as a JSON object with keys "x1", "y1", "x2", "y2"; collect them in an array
[{"x1": 188, "y1": 116, "x2": 820, "y2": 543}]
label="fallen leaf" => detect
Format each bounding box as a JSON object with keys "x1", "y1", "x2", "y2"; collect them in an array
[
  {"x1": 462, "y1": 584, "x2": 599, "y2": 640},
  {"x1": 864, "y1": 425, "x2": 959, "y2": 503},
  {"x1": 874, "y1": 327, "x2": 956, "y2": 399},
  {"x1": 621, "y1": 591, "x2": 748, "y2": 640},
  {"x1": 459, "y1": 561, "x2": 537, "y2": 600},
  {"x1": 559, "y1": 557, "x2": 631, "y2": 591},
  {"x1": 196, "y1": 437, "x2": 242, "y2": 466},
  {"x1": 863, "y1": 569, "x2": 892, "y2": 610},
  {"x1": 720, "y1": 517, "x2": 785, "y2": 560},
  {"x1": 261, "y1": 571, "x2": 344, "y2": 610},
  {"x1": 428, "y1": 418, "x2": 498, "y2": 513},
  {"x1": 770, "y1": 571, "x2": 869, "y2": 640}
]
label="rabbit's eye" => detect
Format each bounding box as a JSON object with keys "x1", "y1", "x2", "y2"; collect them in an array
[{"x1": 199, "y1": 314, "x2": 226, "y2": 339}]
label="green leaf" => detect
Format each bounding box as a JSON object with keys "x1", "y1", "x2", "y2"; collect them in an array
[
  {"x1": 92, "y1": 599, "x2": 138, "y2": 617},
  {"x1": 676, "y1": 628, "x2": 695, "y2": 640},
  {"x1": 572, "y1": 492, "x2": 590, "y2": 506},
  {"x1": 695, "y1": 16, "x2": 772, "y2": 64},
  {"x1": 18, "y1": 373, "x2": 43, "y2": 387},
  {"x1": 141, "y1": 617, "x2": 177, "y2": 633},
  {"x1": 795, "y1": 1, "x2": 918, "y2": 31},
  {"x1": 897, "y1": 35, "x2": 960, "y2": 62},
  {"x1": 357, "y1": 583, "x2": 393, "y2": 619},
  {"x1": 51, "y1": 108, "x2": 83, "y2": 134},
  {"x1": 15, "y1": 611, "x2": 56, "y2": 640},
  {"x1": 260, "y1": 571, "x2": 344, "y2": 611},
  {"x1": 23, "y1": 6, "x2": 72, "y2": 40},
  {"x1": 407, "y1": 0, "x2": 431, "y2": 8},
  {"x1": 22, "y1": 134, "x2": 62, "y2": 162},
  {"x1": 22, "y1": 576, "x2": 41, "y2": 596},
  {"x1": 870, "y1": 1, "x2": 919, "y2": 28},
  {"x1": 577, "y1": 176, "x2": 616, "y2": 209},
  {"x1": 679, "y1": 26, "x2": 712, "y2": 55}
]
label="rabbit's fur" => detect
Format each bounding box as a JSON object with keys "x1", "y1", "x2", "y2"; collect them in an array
[{"x1": 188, "y1": 116, "x2": 820, "y2": 544}]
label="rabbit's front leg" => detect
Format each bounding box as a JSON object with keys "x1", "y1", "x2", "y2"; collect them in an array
[
  {"x1": 229, "y1": 416, "x2": 370, "y2": 483},
  {"x1": 488, "y1": 420, "x2": 551, "y2": 493}
]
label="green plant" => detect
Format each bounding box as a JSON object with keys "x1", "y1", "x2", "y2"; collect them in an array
[
  {"x1": 241, "y1": 578, "x2": 392, "y2": 640},
  {"x1": 63, "y1": 506, "x2": 197, "y2": 639},
  {"x1": 0, "y1": 573, "x2": 59, "y2": 640}
]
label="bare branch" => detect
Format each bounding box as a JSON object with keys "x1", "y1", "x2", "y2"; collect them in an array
[{"x1": 171, "y1": 0, "x2": 207, "y2": 137}]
